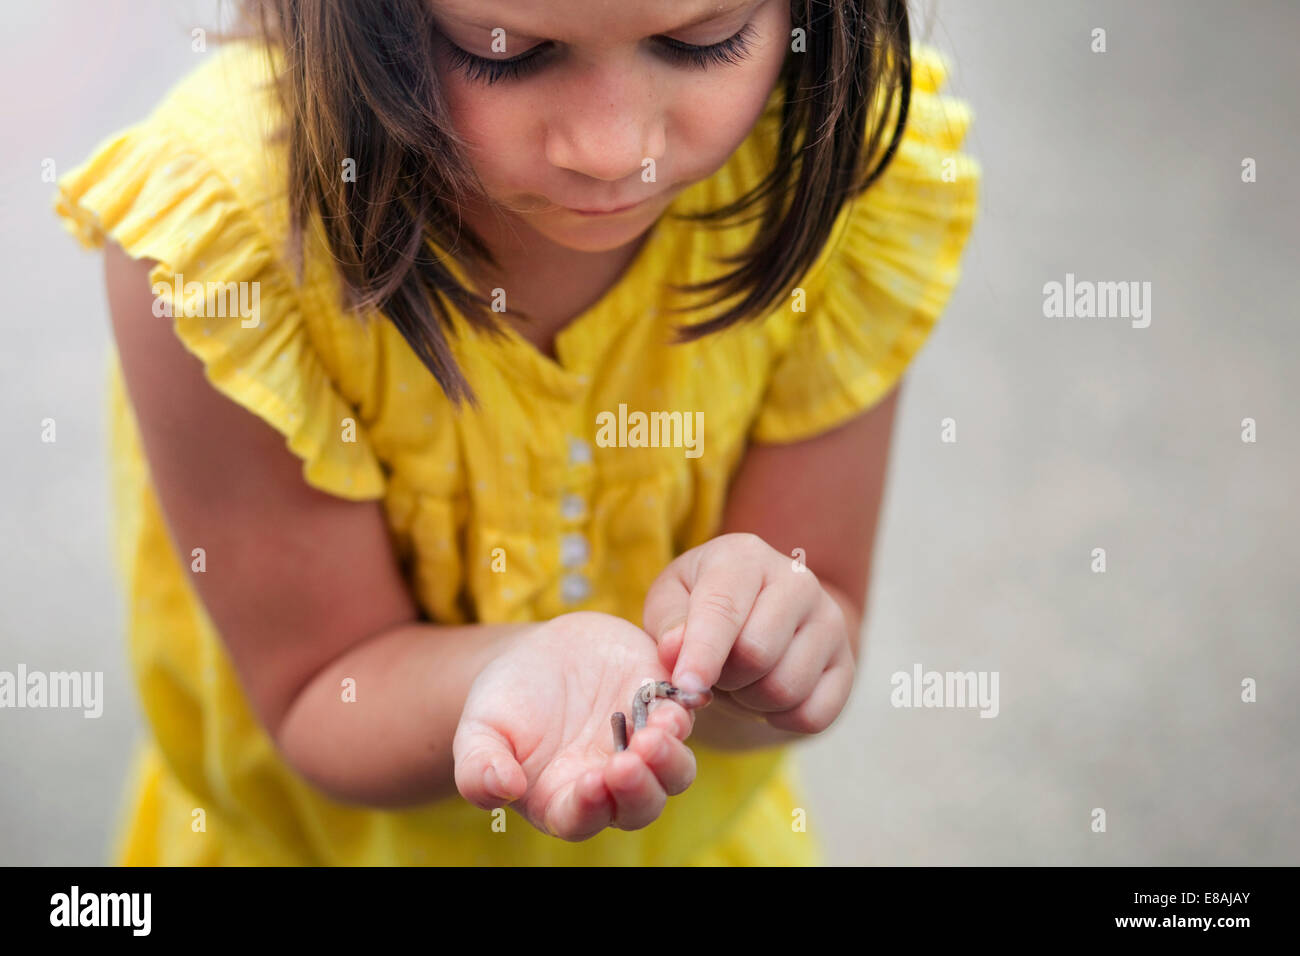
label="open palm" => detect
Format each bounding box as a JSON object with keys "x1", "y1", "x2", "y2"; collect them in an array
[{"x1": 452, "y1": 611, "x2": 700, "y2": 841}]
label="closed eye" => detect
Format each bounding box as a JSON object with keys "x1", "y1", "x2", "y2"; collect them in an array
[{"x1": 440, "y1": 22, "x2": 759, "y2": 86}]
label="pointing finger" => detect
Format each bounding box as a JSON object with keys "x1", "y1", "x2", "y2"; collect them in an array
[{"x1": 671, "y1": 560, "x2": 761, "y2": 698}]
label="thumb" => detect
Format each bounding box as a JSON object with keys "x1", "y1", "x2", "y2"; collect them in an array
[
  {"x1": 643, "y1": 566, "x2": 691, "y2": 670},
  {"x1": 452, "y1": 720, "x2": 526, "y2": 810},
  {"x1": 654, "y1": 616, "x2": 688, "y2": 673}
]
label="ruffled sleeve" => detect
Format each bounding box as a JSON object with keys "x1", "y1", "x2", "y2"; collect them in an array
[
  {"x1": 52, "y1": 114, "x2": 387, "y2": 500},
  {"x1": 749, "y1": 45, "x2": 980, "y2": 444}
]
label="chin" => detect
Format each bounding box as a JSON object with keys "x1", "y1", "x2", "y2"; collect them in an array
[{"x1": 530, "y1": 211, "x2": 658, "y2": 253}]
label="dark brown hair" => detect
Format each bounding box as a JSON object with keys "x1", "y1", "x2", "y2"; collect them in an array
[{"x1": 229, "y1": 0, "x2": 911, "y2": 408}]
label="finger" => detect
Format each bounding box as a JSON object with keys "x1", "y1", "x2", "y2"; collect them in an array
[
  {"x1": 727, "y1": 616, "x2": 837, "y2": 712},
  {"x1": 603, "y1": 749, "x2": 668, "y2": 831},
  {"x1": 542, "y1": 769, "x2": 615, "y2": 842},
  {"x1": 709, "y1": 687, "x2": 768, "y2": 722},
  {"x1": 713, "y1": 581, "x2": 810, "y2": 692},
  {"x1": 674, "y1": 566, "x2": 761, "y2": 696},
  {"x1": 653, "y1": 557, "x2": 762, "y2": 699},
  {"x1": 765, "y1": 645, "x2": 856, "y2": 735},
  {"x1": 451, "y1": 720, "x2": 526, "y2": 810},
  {"x1": 630, "y1": 725, "x2": 697, "y2": 797},
  {"x1": 655, "y1": 620, "x2": 687, "y2": 675},
  {"x1": 642, "y1": 564, "x2": 691, "y2": 671},
  {"x1": 644, "y1": 697, "x2": 694, "y2": 742}
]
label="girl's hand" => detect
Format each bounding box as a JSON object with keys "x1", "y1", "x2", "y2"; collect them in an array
[
  {"x1": 452, "y1": 611, "x2": 699, "y2": 841},
  {"x1": 643, "y1": 532, "x2": 854, "y2": 737}
]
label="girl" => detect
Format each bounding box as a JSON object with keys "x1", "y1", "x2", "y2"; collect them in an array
[{"x1": 54, "y1": 0, "x2": 978, "y2": 865}]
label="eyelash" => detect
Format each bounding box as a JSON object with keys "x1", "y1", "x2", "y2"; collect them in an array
[{"x1": 442, "y1": 22, "x2": 758, "y2": 86}]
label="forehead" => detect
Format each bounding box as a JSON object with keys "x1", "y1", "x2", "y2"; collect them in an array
[{"x1": 429, "y1": 0, "x2": 756, "y2": 41}]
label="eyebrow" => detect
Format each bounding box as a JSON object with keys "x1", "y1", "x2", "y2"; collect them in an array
[
  {"x1": 437, "y1": 1, "x2": 754, "y2": 40},
  {"x1": 671, "y1": 2, "x2": 755, "y2": 32}
]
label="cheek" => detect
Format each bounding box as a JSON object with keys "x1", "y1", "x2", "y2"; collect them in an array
[
  {"x1": 672, "y1": 69, "x2": 781, "y2": 170},
  {"x1": 439, "y1": 83, "x2": 533, "y2": 181},
  {"x1": 670, "y1": 12, "x2": 791, "y2": 172}
]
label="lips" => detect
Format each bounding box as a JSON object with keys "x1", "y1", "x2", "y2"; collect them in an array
[{"x1": 564, "y1": 197, "x2": 648, "y2": 215}]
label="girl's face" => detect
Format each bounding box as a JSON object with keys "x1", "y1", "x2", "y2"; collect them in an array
[{"x1": 429, "y1": 0, "x2": 792, "y2": 254}]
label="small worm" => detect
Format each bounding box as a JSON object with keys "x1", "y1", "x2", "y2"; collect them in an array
[{"x1": 611, "y1": 680, "x2": 712, "y2": 752}]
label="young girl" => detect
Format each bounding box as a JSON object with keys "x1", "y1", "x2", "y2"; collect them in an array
[{"x1": 54, "y1": 0, "x2": 977, "y2": 865}]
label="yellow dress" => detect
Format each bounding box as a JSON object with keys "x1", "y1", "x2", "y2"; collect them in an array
[{"x1": 52, "y1": 40, "x2": 979, "y2": 866}]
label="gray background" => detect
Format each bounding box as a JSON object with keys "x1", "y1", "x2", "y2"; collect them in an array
[{"x1": 2, "y1": 1, "x2": 1296, "y2": 865}]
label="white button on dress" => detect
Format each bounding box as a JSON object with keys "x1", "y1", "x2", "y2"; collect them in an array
[
  {"x1": 560, "y1": 533, "x2": 589, "y2": 568},
  {"x1": 561, "y1": 493, "x2": 585, "y2": 521},
  {"x1": 568, "y1": 437, "x2": 592, "y2": 466},
  {"x1": 560, "y1": 573, "x2": 591, "y2": 604}
]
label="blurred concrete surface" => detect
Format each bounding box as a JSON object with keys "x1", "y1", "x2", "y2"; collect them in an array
[{"x1": 1, "y1": 0, "x2": 1296, "y2": 865}]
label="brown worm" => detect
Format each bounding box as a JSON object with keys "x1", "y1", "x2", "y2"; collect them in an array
[{"x1": 611, "y1": 680, "x2": 711, "y2": 752}]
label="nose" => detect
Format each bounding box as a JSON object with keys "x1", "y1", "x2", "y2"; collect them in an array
[{"x1": 544, "y1": 61, "x2": 666, "y2": 184}]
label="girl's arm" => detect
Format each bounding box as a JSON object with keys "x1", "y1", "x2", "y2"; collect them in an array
[
  {"x1": 104, "y1": 243, "x2": 533, "y2": 808},
  {"x1": 275, "y1": 619, "x2": 535, "y2": 807}
]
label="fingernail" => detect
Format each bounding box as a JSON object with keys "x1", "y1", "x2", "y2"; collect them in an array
[
  {"x1": 677, "y1": 672, "x2": 708, "y2": 696},
  {"x1": 485, "y1": 766, "x2": 507, "y2": 798}
]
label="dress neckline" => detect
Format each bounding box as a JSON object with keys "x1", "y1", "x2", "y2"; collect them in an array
[{"x1": 445, "y1": 199, "x2": 684, "y2": 399}]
